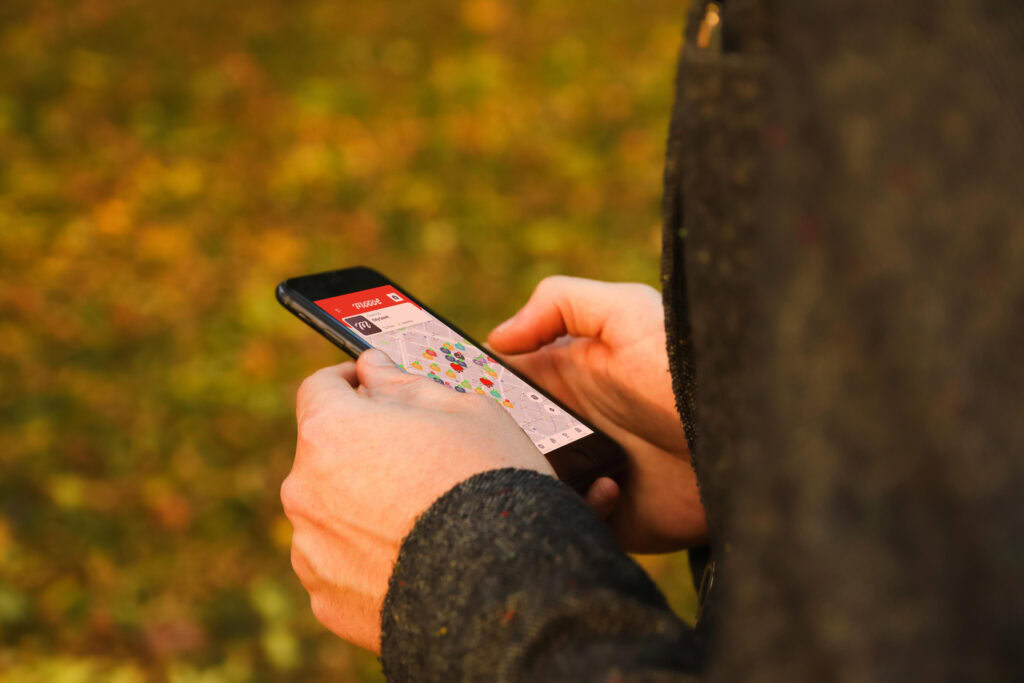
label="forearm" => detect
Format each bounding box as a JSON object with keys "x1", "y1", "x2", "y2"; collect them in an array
[{"x1": 380, "y1": 468, "x2": 702, "y2": 682}]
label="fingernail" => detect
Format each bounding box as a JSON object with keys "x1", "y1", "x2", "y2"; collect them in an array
[{"x1": 362, "y1": 349, "x2": 394, "y2": 367}]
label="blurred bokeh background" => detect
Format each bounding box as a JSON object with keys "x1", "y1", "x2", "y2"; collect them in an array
[{"x1": 0, "y1": 0, "x2": 696, "y2": 679}]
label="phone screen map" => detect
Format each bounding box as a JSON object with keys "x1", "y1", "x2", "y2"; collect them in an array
[{"x1": 315, "y1": 285, "x2": 593, "y2": 453}]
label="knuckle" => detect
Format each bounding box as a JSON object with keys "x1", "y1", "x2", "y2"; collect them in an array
[
  {"x1": 537, "y1": 274, "x2": 570, "y2": 296},
  {"x1": 289, "y1": 542, "x2": 304, "y2": 575},
  {"x1": 612, "y1": 282, "x2": 661, "y2": 311},
  {"x1": 280, "y1": 475, "x2": 301, "y2": 515},
  {"x1": 296, "y1": 365, "x2": 344, "y2": 412},
  {"x1": 310, "y1": 595, "x2": 330, "y2": 624},
  {"x1": 295, "y1": 373, "x2": 320, "y2": 408},
  {"x1": 353, "y1": 352, "x2": 377, "y2": 373},
  {"x1": 629, "y1": 282, "x2": 659, "y2": 298},
  {"x1": 296, "y1": 412, "x2": 317, "y2": 443},
  {"x1": 290, "y1": 533, "x2": 317, "y2": 583},
  {"x1": 297, "y1": 409, "x2": 334, "y2": 448},
  {"x1": 296, "y1": 417, "x2": 318, "y2": 451}
]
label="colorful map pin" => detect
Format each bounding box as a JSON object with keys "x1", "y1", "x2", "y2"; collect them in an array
[
  {"x1": 454, "y1": 351, "x2": 464, "y2": 359},
  {"x1": 446, "y1": 369, "x2": 457, "y2": 378},
  {"x1": 450, "y1": 362, "x2": 464, "y2": 373},
  {"x1": 411, "y1": 360, "x2": 423, "y2": 370},
  {"x1": 430, "y1": 362, "x2": 440, "y2": 371},
  {"x1": 455, "y1": 343, "x2": 466, "y2": 350},
  {"x1": 425, "y1": 349, "x2": 437, "y2": 358},
  {"x1": 480, "y1": 378, "x2": 493, "y2": 387},
  {"x1": 490, "y1": 389, "x2": 501, "y2": 398},
  {"x1": 502, "y1": 399, "x2": 514, "y2": 408},
  {"x1": 454, "y1": 386, "x2": 466, "y2": 393},
  {"x1": 486, "y1": 355, "x2": 497, "y2": 363},
  {"x1": 474, "y1": 387, "x2": 485, "y2": 395}
]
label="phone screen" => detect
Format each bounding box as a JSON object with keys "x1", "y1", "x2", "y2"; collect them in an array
[{"x1": 314, "y1": 285, "x2": 594, "y2": 453}]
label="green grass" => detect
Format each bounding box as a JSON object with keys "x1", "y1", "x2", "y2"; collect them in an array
[{"x1": 0, "y1": 0, "x2": 695, "y2": 679}]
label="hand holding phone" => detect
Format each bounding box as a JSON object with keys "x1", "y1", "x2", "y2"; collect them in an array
[
  {"x1": 282, "y1": 349, "x2": 556, "y2": 652},
  {"x1": 488, "y1": 276, "x2": 708, "y2": 552}
]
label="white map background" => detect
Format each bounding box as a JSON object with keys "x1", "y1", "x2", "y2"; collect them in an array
[{"x1": 363, "y1": 318, "x2": 592, "y2": 452}]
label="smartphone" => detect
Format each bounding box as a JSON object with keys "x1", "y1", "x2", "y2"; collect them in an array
[{"x1": 276, "y1": 266, "x2": 627, "y2": 493}]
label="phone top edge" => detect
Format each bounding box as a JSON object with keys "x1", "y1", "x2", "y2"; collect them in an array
[
  {"x1": 286, "y1": 265, "x2": 383, "y2": 282},
  {"x1": 282, "y1": 266, "x2": 394, "y2": 303},
  {"x1": 275, "y1": 281, "x2": 292, "y2": 306}
]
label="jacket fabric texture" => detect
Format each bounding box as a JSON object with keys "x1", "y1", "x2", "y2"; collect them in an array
[{"x1": 381, "y1": 1, "x2": 1024, "y2": 680}]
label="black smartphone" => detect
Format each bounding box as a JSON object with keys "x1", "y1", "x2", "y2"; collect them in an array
[{"x1": 276, "y1": 266, "x2": 627, "y2": 494}]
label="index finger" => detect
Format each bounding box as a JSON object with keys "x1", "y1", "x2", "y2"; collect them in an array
[
  {"x1": 295, "y1": 362, "x2": 359, "y2": 421},
  {"x1": 487, "y1": 276, "x2": 615, "y2": 354}
]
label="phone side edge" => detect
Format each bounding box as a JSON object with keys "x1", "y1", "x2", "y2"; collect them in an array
[{"x1": 276, "y1": 280, "x2": 371, "y2": 358}]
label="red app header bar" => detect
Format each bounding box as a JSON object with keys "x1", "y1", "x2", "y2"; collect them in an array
[{"x1": 314, "y1": 285, "x2": 419, "y2": 327}]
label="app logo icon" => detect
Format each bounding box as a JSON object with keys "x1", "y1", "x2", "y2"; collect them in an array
[
  {"x1": 344, "y1": 315, "x2": 382, "y2": 335},
  {"x1": 387, "y1": 292, "x2": 403, "y2": 302}
]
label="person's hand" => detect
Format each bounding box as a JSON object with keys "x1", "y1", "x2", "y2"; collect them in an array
[
  {"x1": 281, "y1": 350, "x2": 554, "y2": 653},
  {"x1": 488, "y1": 276, "x2": 707, "y2": 553}
]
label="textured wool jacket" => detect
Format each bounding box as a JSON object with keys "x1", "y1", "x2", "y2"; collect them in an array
[{"x1": 380, "y1": 1, "x2": 1024, "y2": 681}]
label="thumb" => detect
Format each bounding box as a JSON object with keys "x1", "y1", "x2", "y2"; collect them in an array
[
  {"x1": 355, "y1": 348, "x2": 419, "y2": 395},
  {"x1": 584, "y1": 477, "x2": 620, "y2": 520},
  {"x1": 488, "y1": 276, "x2": 617, "y2": 354}
]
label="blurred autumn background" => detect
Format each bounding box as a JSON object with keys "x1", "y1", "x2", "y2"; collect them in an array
[{"x1": 0, "y1": 0, "x2": 697, "y2": 680}]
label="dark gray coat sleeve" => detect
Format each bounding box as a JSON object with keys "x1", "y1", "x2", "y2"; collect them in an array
[{"x1": 379, "y1": 468, "x2": 703, "y2": 682}]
